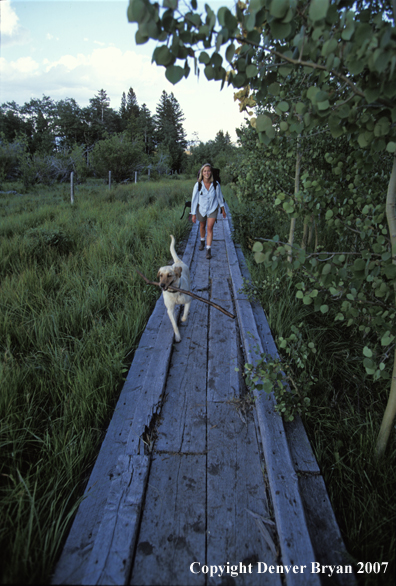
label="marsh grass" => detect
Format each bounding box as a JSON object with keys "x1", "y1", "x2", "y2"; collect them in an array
[
  {"x1": 226, "y1": 188, "x2": 396, "y2": 585},
  {"x1": 0, "y1": 179, "x2": 193, "y2": 584}
]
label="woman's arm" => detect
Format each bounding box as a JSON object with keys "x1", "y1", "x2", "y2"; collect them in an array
[
  {"x1": 216, "y1": 184, "x2": 227, "y2": 218},
  {"x1": 190, "y1": 183, "x2": 199, "y2": 215}
]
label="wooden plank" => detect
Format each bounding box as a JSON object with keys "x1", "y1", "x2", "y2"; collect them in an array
[
  {"x1": 223, "y1": 222, "x2": 321, "y2": 586},
  {"x1": 298, "y1": 475, "x2": 356, "y2": 586},
  {"x1": 206, "y1": 401, "x2": 282, "y2": 586},
  {"x1": 52, "y1": 438, "x2": 126, "y2": 585},
  {"x1": 154, "y1": 291, "x2": 209, "y2": 454},
  {"x1": 207, "y1": 276, "x2": 239, "y2": 403},
  {"x1": 283, "y1": 418, "x2": 320, "y2": 474},
  {"x1": 130, "y1": 454, "x2": 206, "y2": 586},
  {"x1": 81, "y1": 455, "x2": 150, "y2": 586}
]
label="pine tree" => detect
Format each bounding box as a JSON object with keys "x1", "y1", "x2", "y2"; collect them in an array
[
  {"x1": 126, "y1": 88, "x2": 140, "y2": 118},
  {"x1": 137, "y1": 103, "x2": 155, "y2": 155},
  {"x1": 119, "y1": 92, "x2": 127, "y2": 119},
  {"x1": 154, "y1": 91, "x2": 187, "y2": 172}
]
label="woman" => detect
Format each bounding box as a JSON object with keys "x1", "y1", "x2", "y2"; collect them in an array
[{"x1": 191, "y1": 163, "x2": 227, "y2": 259}]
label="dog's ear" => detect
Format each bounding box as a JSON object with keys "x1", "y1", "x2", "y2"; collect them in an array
[
  {"x1": 174, "y1": 266, "x2": 182, "y2": 279},
  {"x1": 157, "y1": 270, "x2": 161, "y2": 279}
]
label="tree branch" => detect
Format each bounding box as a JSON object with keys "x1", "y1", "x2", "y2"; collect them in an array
[{"x1": 136, "y1": 269, "x2": 236, "y2": 319}]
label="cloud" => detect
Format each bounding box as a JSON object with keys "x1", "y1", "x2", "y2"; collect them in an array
[
  {"x1": 0, "y1": 1, "x2": 29, "y2": 46},
  {"x1": 0, "y1": 45, "x2": 245, "y2": 141}
]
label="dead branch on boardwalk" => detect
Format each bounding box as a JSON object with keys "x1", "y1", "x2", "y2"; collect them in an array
[{"x1": 136, "y1": 269, "x2": 236, "y2": 320}]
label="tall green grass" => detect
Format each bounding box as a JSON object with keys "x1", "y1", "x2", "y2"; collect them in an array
[
  {"x1": 226, "y1": 187, "x2": 396, "y2": 586},
  {"x1": 0, "y1": 179, "x2": 193, "y2": 584}
]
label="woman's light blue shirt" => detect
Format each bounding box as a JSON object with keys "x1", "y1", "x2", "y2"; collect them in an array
[{"x1": 191, "y1": 181, "x2": 225, "y2": 217}]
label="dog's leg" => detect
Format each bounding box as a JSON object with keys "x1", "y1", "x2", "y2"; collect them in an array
[
  {"x1": 181, "y1": 300, "x2": 191, "y2": 323},
  {"x1": 163, "y1": 296, "x2": 182, "y2": 342},
  {"x1": 167, "y1": 308, "x2": 181, "y2": 342}
]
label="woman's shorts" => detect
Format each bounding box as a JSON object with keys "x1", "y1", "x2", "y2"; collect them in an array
[{"x1": 196, "y1": 204, "x2": 218, "y2": 223}]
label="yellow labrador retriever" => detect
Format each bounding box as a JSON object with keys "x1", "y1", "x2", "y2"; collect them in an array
[{"x1": 157, "y1": 235, "x2": 192, "y2": 343}]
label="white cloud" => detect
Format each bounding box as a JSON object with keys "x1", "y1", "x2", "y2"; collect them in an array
[
  {"x1": 0, "y1": 56, "x2": 39, "y2": 76},
  {"x1": 0, "y1": 45, "x2": 245, "y2": 142},
  {"x1": 0, "y1": 1, "x2": 29, "y2": 46},
  {"x1": 0, "y1": 0, "x2": 18, "y2": 36}
]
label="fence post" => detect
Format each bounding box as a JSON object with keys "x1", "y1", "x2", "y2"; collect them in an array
[
  {"x1": 109, "y1": 171, "x2": 111, "y2": 190},
  {"x1": 70, "y1": 172, "x2": 74, "y2": 204},
  {"x1": 135, "y1": 171, "x2": 137, "y2": 183}
]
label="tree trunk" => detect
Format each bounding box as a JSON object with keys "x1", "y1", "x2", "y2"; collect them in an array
[
  {"x1": 287, "y1": 139, "x2": 302, "y2": 264},
  {"x1": 376, "y1": 155, "x2": 396, "y2": 458},
  {"x1": 301, "y1": 220, "x2": 309, "y2": 249}
]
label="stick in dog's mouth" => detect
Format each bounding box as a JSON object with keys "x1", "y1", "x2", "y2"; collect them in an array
[{"x1": 136, "y1": 269, "x2": 236, "y2": 319}]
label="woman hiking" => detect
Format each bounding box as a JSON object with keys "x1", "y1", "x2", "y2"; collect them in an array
[{"x1": 191, "y1": 163, "x2": 226, "y2": 259}]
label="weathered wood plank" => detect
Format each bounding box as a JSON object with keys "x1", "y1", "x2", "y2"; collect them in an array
[
  {"x1": 81, "y1": 455, "x2": 150, "y2": 586},
  {"x1": 154, "y1": 291, "x2": 209, "y2": 454},
  {"x1": 223, "y1": 221, "x2": 320, "y2": 586},
  {"x1": 155, "y1": 241, "x2": 209, "y2": 453},
  {"x1": 225, "y1": 211, "x2": 354, "y2": 584},
  {"x1": 298, "y1": 475, "x2": 356, "y2": 586},
  {"x1": 130, "y1": 454, "x2": 206, "y2": 586},
  {"x1": 283, "y1": 418, "x2": 320, "y2": 474},
  {"x1": 206, "y1": 401, "x2": 282, "y2": 586},
  {"x1": 208, "y1": 276, "x2": 239, "y2": 403},
  {"x1": 52, "y1": 438, "x2": 126, "y2": 585}
]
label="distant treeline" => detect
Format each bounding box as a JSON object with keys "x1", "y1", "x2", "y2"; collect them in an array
[{"x1": 0, "y1": 88, "x2": 240, "y2": 187}]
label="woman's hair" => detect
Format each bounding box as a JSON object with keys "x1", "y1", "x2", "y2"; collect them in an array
[{"x1": 197, "y1": 163, "x2": 213, "y2": 184}]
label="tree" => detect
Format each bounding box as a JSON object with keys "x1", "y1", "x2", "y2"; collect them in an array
[
  {"x1": 55, "y1": 98, "x2": 85, "y2": 149},
  {"x1": 128, "y1": 0, "x2": 396, "y2": 457},
  {"x1": 137, "y1": 103, "x2": 155, "y2": 155},
  {"x1": 91, "y1": 132, "x2": 147, "y2": 182},
  {"x1": 20, "y1": 95, "x2": 57, "y2": 154},
  {"x1": 154, "y1": 91, "x2": 187, "y2": 172}
]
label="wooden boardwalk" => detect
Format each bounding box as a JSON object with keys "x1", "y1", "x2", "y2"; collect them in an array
[{"x1": 52, "y1": 211, "x2": 355, "y2": 586}]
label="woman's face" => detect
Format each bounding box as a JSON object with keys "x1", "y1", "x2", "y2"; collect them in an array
[{"x1": 203, "y1": 166, "x2": 212, "y2": 180}]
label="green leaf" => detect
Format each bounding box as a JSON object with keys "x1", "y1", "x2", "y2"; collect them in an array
[
  {"x1": 320, "y1": 304, "x2": 329, "y2": 313},
  {"x1": 309, "y1": 0, "x2": 329, "y2": 22},
  {"x1": 128, "y1": 0, "x2": 147, "y2": 23},
  {"x1": 256, "y1": 114, "x2": 272, "y2": 133},
  {"x1": 278, "y1": 101, "x2": 289, "y2": 112},
  {"x1": 246, "y1": 64, "x2": 258, "y2": 78},
  {"x1": 381, "y1": 332, "x2": 394, "y2": 346},
  {"x1": 307, "y1": 86, "x2": 319, "y2": 102},
  {"x1": 268, "y1": 82, "x2": 281, "y2": 96},
  {"x1": 155, "y1": 45, "x2": 173, "y2": 66},
  {"x1": 363, "y1": 346, "x2": 373, "y2": 358},
  {"x1": 252, "y1": 241, "x2": 263, "y2": 252},
  {"x1": 318, "y1": 100, "x2": 330, "y2": 110},
  {"x1": 165, "y1": 65, "x2": 185, "y2": 84},
  {"x1": 254, "y1": 251, "x2": 267, "y2": 264},
  {"x1": 270, "y1": 21, "x2": 291, "y2": 39},
  {"x1": 270, "y1": 0, "x2": 289, "y2": 19},
  {"x1": 386, "y1": 142, "x2": 396, "y2": 153},
  {"x1": 225, "y1": 43, "x2": 235, "y2": 63},
  {"x1": 135, "y1": 29, "x2": 149, "y2": 44}
]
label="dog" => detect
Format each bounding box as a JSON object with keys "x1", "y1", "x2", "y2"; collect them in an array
[{"x1": 157, "y1": 235, "x2": 192, "y2": 343}]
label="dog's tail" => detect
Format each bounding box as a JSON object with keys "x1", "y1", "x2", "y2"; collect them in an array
[{"x1": 170, "y1": 235, "x2": 181, "y2": 264}]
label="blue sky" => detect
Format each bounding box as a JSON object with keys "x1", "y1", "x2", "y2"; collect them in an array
[{"x1": 0, "y1": 0, "x2": 248, "y2": 142}]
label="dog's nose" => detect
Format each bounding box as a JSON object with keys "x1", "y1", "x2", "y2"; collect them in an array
[{"x1": 160, "y1": 283, "x2": 166, "y2": 289}]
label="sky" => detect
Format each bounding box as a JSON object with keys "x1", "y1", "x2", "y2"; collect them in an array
[{"x1": 0, "y1": 0, "x2": 248, "y2": 143}]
